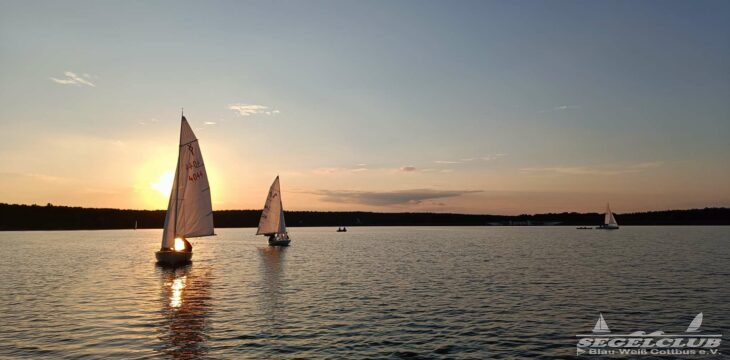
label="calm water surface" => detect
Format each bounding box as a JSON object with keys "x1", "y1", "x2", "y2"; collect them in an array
[{"x1": 1, "y1": 227, "x2": 728, "y2": 359}]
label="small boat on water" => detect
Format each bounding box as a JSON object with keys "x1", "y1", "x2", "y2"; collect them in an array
[
  {"x1": 576, "y1": 226, "x2": 592, "y2": 230},
  {"x1": 257, "y1": 176, "x2": 291, "y2": 246},
  {"x1": 596, "y1": 203, "x2": 619, "y2": 230},
  {"x1": 337, "y1": 226, "x2": 347, "y2": 232},
  {"x1": 156, "y1": 114, "x2": 215, "y2": 266}
]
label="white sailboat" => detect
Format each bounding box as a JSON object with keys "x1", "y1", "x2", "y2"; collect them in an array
[
  {"x1": 598, "y1": 203, "x2": 619, "y2": 230},
  {"x1": 155, "y1": 115, "x2": 215, "y2": 265},
  {"x1": 257, "y1": 176, "x2": 291, "y2": 246}
]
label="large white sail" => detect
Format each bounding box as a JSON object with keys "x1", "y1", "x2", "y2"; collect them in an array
[
  {"x1": 604, "y1": 203, "x2": 618, "y2": 226},
  {"x1": 257, "y1": 176, "x2": 285, "y2": 235},
  {"x1": 161, "y1": 116, "x2": 215, "y2": 249}
]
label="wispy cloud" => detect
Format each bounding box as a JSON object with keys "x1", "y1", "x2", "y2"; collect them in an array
[
  {"x1": 399, "y1": 166, "x2": 417, "y2": 172},
  {"x1": 538, "y1": 105, "x2": 580, "y2": 113},
  {"x1": 631, "y1": 161, "x2": 663, "y2": 169},
  {"x1": 520, "y1": 161, "x2": 663, "y2": 176},
  {"x1": 50, "y1": 71, "x2": 96, "y2": 87},
  {"x1": 137, "y1": 118, "x2": 160, "y2": 126},
  {"x1": 313, "y1": 167, "x2": 369, "y2": 175},
  {"x1": 313, "y1": 167, "x2": 340, "y2": 175},
  {"x1": 481, "y1": 153, "x2": 506, "y2": 161},
  {"x1": 310, "y1": 189, "x2": 481, "y2": 206},
  {"x1": 435, "y1": 153, "x2": 506, "y2": 165},
  {"x1": 228, "y1": 104, "x2": 279, "y2": 117},
  {"x1": 204, "y1": 121, "x2": 217, "y2": 125}
]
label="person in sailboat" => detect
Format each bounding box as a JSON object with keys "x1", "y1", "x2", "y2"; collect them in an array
[{"x1": 161, "y1": 237, "x2": 193, "y2": 252}]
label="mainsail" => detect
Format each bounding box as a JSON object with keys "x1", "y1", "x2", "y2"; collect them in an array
[
  {"x1": 160, "y1": 116, "x2": 215, "y2": 249},
  {"x1": 257, "y1": 176, "x2": 286, "y2": 235},
  {"x1": 604, "y1": 203, "x2": 618, "y2": 227}
]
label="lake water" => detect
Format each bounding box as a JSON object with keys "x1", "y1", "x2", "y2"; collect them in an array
[{"x1": 0, "y1": 226, "x2": 728, "y2": 359}]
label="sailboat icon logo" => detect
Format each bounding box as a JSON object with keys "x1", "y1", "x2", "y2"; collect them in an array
[
  {"x1": 686, "y1": 313, "x2": 703, "y2": 332},
  {"x1": 592, "y1": 313, "x2": 610, "y2": 333}
]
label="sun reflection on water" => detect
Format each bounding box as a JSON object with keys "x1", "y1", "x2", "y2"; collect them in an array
[
  {"x1": 168, "y1": 276, "x2": 186, "y2": 308},
  {"x1": 157, "y1": 265, "x2": 212, "y2": 358}
]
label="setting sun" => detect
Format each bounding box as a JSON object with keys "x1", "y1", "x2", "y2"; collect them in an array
[{"x1": 151, "y1": 171, "x2": 174, "y2": 198}]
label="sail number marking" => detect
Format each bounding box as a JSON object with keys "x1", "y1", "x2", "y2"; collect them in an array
[{"x1": 186, "y1": 160, "x2": 205, "y2": 183}]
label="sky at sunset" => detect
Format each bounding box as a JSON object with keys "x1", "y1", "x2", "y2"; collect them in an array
[{"x1": 1, "y1": 0, "x2": 729, "y2": 215}]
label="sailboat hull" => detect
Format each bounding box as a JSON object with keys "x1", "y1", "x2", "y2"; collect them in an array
[
  {"x1": 268, "y1": 239, "x2": 291, "y2": 246},
  {"x1": 155, "y1": 251, "x2": 193, "y2": 266}
]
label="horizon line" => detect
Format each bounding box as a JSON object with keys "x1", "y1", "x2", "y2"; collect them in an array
[{"x1": 2, "y1": 202, "x2": 728, "y2": 217}]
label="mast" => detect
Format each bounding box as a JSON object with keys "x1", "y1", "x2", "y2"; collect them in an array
[{"x1": 173, "y1": 111, "x2": 184, "y2": 240}]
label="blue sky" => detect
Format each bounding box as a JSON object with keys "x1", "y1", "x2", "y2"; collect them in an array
[{"x1": 1, "y1": 0, "x2": 728, "y2": 214}]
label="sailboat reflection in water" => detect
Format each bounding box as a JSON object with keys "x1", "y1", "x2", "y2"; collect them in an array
[
  {"x1": 258, "y1": 247, "x2": 287, "y2": 330},
  {"x1": 156, "y1": 265, "x2": 212, "y2": 359}
]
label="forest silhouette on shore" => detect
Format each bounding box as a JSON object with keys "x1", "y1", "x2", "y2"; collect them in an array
[{"x1": 1, "y1": 203, "x2": 728, "y2": 230}]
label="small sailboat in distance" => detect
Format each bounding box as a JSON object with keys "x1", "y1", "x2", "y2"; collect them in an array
[
  {"x1": 597, "y1": 203, "x2": 619, "y2": 230},
  {"x1": 257, "y1": 176, "x2": 291, "y2": 246},
  {"x1": 156, "y1": 114, "x2": 215, "y2": 265}
]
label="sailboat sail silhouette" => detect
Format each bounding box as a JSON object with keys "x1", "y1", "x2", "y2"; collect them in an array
[
  {"x1": 686, "y1": 313, "x2": 703, "y2": 332},
  {"x1": 593, "y1": 313, "x2": 611, "y2": 333}
]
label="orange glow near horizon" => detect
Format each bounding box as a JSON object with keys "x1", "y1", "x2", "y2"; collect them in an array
[{"x1": 0, "y1": 127, "x2": 727, "y2": 214}]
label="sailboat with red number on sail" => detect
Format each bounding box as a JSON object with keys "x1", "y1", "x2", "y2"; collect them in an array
[{"x1": 155, "y1": 114, "x2": 215, "y2": 265}]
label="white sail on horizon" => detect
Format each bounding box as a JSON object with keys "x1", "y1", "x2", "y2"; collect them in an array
[
  {"x1": 161, "y1": 116, "x2": 215, "y2": 249},
  {"x1": 604, "y1": 203, "x2": 618, "y2": 227},
  {"x1": 257, "y1": 176, "x2": 287, "y2": 236}
]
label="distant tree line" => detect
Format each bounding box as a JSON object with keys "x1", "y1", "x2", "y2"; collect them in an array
[{"x1": 0, "y1": 203, "x2": 728, "y2": 231}]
